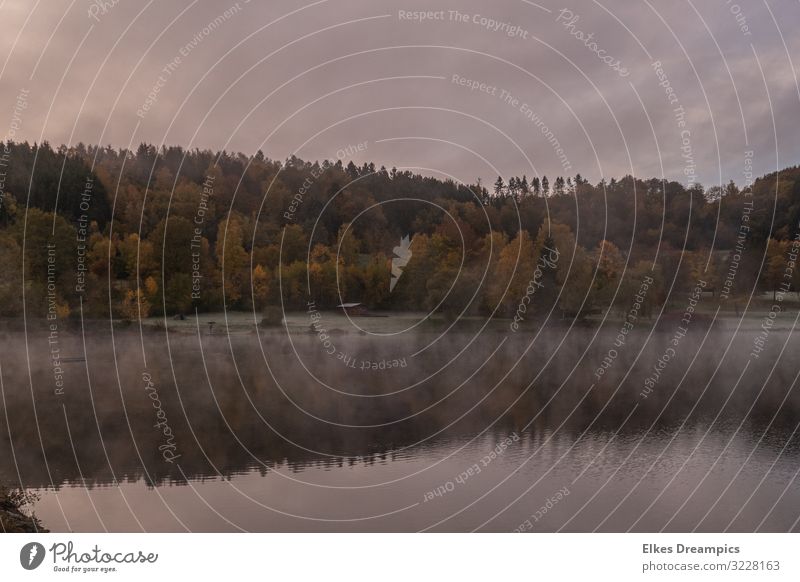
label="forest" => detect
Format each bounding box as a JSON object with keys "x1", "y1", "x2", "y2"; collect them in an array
[{"x1": 0, "y1": 139, "x2": 798, "y2": 323}]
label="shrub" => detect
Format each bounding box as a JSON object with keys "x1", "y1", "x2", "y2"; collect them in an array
[{"x1": 260, "y1": 306, "x2": 284, "y2": 327}]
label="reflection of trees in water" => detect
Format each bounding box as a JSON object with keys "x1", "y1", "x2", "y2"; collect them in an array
[{"x1": 1, "y1": 326, "x2": 798, "y2": 489}]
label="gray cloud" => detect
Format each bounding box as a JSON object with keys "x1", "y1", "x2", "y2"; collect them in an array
[{"x1": 0, "y1": 0, "x2": 798, "y2": 187}]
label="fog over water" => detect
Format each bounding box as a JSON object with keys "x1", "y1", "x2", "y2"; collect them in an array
[{"x1": 2, "y1": 315, "x2": 799, "y2": 532}]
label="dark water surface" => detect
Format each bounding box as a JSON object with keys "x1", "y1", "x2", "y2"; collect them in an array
[{"x1": 1, "y1": 321, "x2": 799, "y2": 532}]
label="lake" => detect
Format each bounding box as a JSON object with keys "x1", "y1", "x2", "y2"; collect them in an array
[{"x1": 1, "y1": 313, "x2": 799, "y2": 532}]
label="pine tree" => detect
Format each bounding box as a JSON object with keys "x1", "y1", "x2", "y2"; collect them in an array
[
  {"x1": 493, "y1": 176, "x2": 505, "y2": 197},
  {"x1": 554, "y1": 176, "x2": 565, "y2": 195}
]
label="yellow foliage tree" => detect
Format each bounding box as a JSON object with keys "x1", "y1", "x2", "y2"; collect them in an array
[
  {"x1": 120, "y1": 288, "x2": 151, "y2": 321},
  {"x1": 252, "y1": 264, "x2": 271, "y2": 309}
]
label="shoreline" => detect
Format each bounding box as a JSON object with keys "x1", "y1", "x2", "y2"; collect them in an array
[{"x1": 0, "y1": 487, "x2": 47, "y2": 533}]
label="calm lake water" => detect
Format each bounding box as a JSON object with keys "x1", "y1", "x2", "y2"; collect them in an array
[{"x1": 1, "y1": 315, "x2": 799, "y2": 532}]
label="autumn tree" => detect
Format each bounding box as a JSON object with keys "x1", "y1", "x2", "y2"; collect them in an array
[
  {"x1": 215, "y1": 213, "x2": 250, "y2": 307},
  {"x1": 251, "y1": 264, "x2": 271, "y2": 310},
  {"x1": 486, "y1": 230, "x2": 536, "y2": 317},
  {"x1": 593, "y1": 239, "x2": 624, "y2": 307},
  {"x1": 764, "y1": 238, "x2": 788, "y2": 300}
]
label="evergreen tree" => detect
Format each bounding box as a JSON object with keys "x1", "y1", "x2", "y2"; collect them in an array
[{"x1": 494, "y1": 176, "x2": 505, "y2": 197}]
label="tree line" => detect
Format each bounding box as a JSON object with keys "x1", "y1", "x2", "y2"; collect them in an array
[{"x1": 0, "y1": 140, "x2": 798, "y2": 322}]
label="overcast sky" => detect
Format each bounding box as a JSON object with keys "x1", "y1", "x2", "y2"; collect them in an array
[{"x1": 1, "y1": 0, "x2": 798, "y2": 188}]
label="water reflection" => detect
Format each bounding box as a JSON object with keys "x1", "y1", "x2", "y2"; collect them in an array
[{"x1": 1, "y1": 323, "x2": 799, "y2": 531}]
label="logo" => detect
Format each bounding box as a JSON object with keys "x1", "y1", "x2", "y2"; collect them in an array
[
  {"x1": 20, "y1": 542, "x2": 46, "y2": 570},
  {"x1": 390, "y1": 234, "x2": 413, "y2": 292}
]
